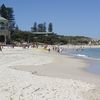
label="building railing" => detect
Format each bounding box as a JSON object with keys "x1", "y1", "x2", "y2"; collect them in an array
[
  {"x1": 0, "y1": 30, "x2": 9, "y2": 35},
  {"x1": 0, "y1": 26, "x2": 8, "y2": 30}
]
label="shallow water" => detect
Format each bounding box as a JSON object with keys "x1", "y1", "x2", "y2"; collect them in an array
[
  {"x1": 62, "y1": 48, "x2": 100, "y2": 75},
  {"x1": 87, "y1": 60, "x2": 100, "y2": 75}
]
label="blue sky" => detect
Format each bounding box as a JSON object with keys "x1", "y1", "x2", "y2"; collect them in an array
[{"x1": 0, "y1": 0, "x2": 100, "y2": 39}]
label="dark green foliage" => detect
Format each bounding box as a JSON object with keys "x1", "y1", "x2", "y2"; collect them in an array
[
  {"x1": 0, "y1": 36, "x2": 5, "y2": 42},
  {"x1": 31, "y1": 22, "x2": 52, "y2": 32},
  {"x1": 6, "y1": 7, "x2": 15, "y2": 31},
  {"x1": 0, "y1": 4, "x2": 15, "y2": 21},
  {"x1": 58, "y1": 36, "x2": 91, "y2": 45},
  {"x1": 11, "y1": 29, "x2": 91, "y2": 45},
  {"x1": 43, "y1": 22, "x2": 46, "y2": 32},
  {"x1": 48, "y1": 23, "x2": 53, "y2": 32},
  {"x1": 35, "y1": 34, "x2": 58, "y2": 44},
  {"x1": 11, "y1": 30, "x2": 33, "y2": 42},
  {"x1": 37, "y1": 23, "x2": 46, "y2": 32},
  {"x1": 31, "y1": 22, "x2": 37, "y2": 32},
  {"x1": 37, "y1": 23, "x2": 44, "y2": 32},
  {"x1": 0, "y1": 4, "x2": 8, "y2": 19}
]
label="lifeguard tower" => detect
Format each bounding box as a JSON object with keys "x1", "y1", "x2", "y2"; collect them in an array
[{"x1": 0, "y1": 16, "x2": 10, "y2": 44}]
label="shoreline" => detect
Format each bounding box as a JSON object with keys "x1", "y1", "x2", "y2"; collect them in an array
[{"x1": 59, "y1": 44, "x2": 100, "y2": 49}]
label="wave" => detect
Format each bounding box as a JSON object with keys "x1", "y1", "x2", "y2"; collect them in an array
[
  {"x1": 74, "y1": 54, "x2": 88, "y2": 58},
  {"x1": 74, "y1": 54, "x2": 100, "y2": 61},
  {"x1": 62, "y1": 50, "x2": 100, "y2": 60}
]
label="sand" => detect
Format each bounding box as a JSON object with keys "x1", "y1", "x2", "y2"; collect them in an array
[{"x1": 0, "y1": 46, "x2": 100, "y2": 100}]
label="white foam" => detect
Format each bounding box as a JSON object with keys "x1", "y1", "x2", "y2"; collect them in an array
[{"x1": 75, "y1": 54, "x2": 88, "y2": 58}]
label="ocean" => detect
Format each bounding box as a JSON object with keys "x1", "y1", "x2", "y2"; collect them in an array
[{"x1": 62, "y1": 48, "x2": 100, "y2": 75}]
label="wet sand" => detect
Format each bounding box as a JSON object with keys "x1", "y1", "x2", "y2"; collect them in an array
[{"x1": 11, "y1": 51, "x2": 100, "y2": 86}]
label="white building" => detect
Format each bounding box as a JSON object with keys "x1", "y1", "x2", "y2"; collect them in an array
[{"x1": 0, "y1": 16, "x2": 10, "y2": 44}]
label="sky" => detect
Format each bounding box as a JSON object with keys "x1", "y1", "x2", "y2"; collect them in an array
[{"x1": 0, "y1": 0, "x2": 100, "y2": 39}]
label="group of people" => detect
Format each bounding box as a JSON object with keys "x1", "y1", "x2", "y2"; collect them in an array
[
  {"x1": 44, "y1": 45, "x2": 64, "y2": 53},
  {"x1": 53, "y1": 46, "x2": 63, "y2": 53},
  {"x1": 0, "y1": 42, "x2": 65, "y2": 55}
]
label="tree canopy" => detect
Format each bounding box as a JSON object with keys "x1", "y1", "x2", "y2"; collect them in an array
[
  {"x1": 31, "y1": 22, "x2": 37, "y2": 32},
  {"x1": 31, "y1": 22, "x2": 53, "y2": 32},
  {"x1": 48, "y1": 23, "x2": 53, "y2": 32}
]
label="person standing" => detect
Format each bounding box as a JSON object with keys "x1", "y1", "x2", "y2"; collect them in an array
[{"x1": 0, "y1": 45, "x2": 2, "y2": 51}]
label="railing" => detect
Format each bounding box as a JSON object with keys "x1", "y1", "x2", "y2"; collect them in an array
[
  {"x1": 0, "y1": 30, "x2": 9, "y2": 35},
  {"x1": 0, "y1": 26, "x2": 8, "y2": 30}
]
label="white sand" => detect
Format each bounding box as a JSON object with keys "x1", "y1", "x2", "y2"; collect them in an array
[{"x1": 0, "y1": 47, "x2": 100, "y2": 100}]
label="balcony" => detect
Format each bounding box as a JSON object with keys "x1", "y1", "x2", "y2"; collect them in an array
[{"x1": 0, "y1": 29, "x2": 9, "y2": 35}]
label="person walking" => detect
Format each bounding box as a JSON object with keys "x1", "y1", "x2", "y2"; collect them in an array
[
  {"x1": 0, "y1": 45, "x2": 2, "y2": 51},
  {"x1": 0, "y1": 45, "x2": 3, "y2": 54}
]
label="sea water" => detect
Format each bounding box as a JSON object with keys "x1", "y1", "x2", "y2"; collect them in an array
[{"x1": 62, "y1": 48, "x2": 100, "y2": 75}]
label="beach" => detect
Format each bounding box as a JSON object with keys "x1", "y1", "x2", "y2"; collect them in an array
[{"x1": 0, "y1": 46, "x2": 100, "y2": 100}]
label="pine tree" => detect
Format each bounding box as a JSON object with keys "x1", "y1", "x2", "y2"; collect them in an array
[
  {"x1": 43, "y1": 22, "x2": 46, "y2": 32},
  {"x1": 38, "y1": 23, "x2": 43, "y2": 32},
  {"x1": 31, "y1": 22, "x2": 37, "y2": 32},
  {"x1": 0, "y1": 4, "x2": 8, "y2": 19},
  {"x1": 48, "y1": 22, "x2": 53, "y2": 32},
  {"x1": 7, "y1": 7, "x2": 15, "y2": 33}
]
